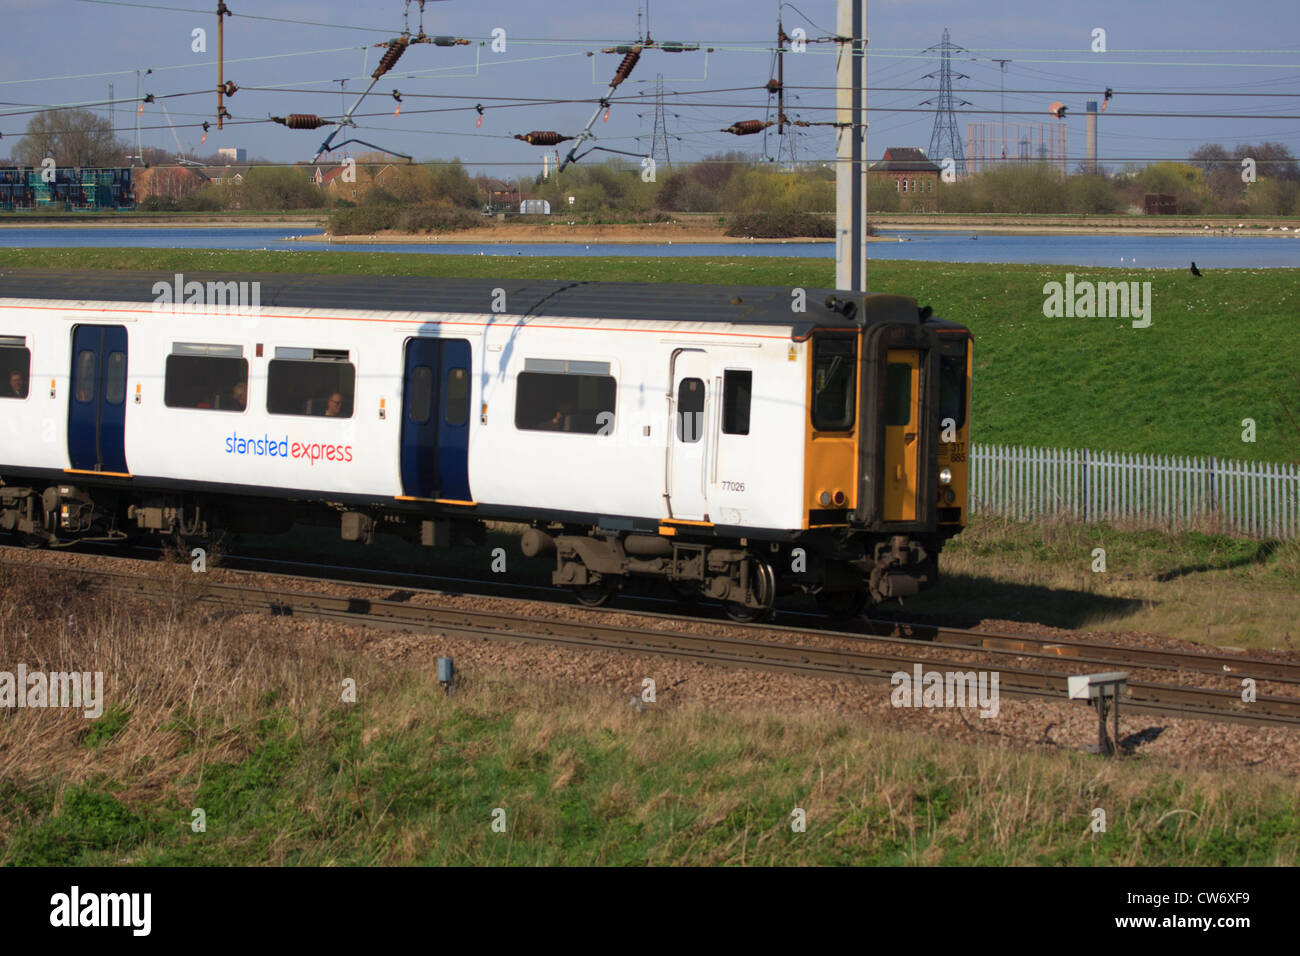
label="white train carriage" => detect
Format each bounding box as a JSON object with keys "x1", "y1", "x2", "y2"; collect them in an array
[{"x1": 0, "y1": 271, "x2": 971, "y2": 619}]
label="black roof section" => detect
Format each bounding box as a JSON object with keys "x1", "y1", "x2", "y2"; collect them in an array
[{"x1": 0, "y1": 269, "x2": 960, "y2": 336}]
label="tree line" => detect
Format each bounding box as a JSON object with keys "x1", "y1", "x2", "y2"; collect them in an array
[{"x1": 5, "y1": 108, "x2": 1298, "y2": 223}]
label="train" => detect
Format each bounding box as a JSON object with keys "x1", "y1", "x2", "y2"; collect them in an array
[{"x1": 0, "y1": 269, "x2": 971, "y2": 620}]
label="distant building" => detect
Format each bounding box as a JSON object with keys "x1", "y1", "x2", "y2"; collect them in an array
[
  {"x1": 519, "y1": 199, "x2": 551, "y2": 215},
  {"x1": 217, "y1": 147, "x2": 247, "y2": 163},
  {"x1": 869, "y1": 147, "x2": 942, "y2": 195},
  {"x1": 0, "y1": 166, "x2": 135, "y2": 209},
  {"x1": 1144, "y1": 193, "x2": 1177, "y2": 215},
  {"x1": 478, "y1": 177, "x2": 518, "y2": 212},
  {"x1": 197, "y1": 167, "x2": 242, "y2": 186},
  {"x1": 313, "y1": 165, "x2": 348, "y2": 188}
]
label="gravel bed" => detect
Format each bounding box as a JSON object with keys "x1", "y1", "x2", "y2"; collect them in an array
[{"x1": 6, "y1": 544, "x2": 1299, "y2": 775}]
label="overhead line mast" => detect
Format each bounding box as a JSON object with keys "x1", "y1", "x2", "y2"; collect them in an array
[{"x1": 834, "y1": 0, "x2": 867, "y2": 292}]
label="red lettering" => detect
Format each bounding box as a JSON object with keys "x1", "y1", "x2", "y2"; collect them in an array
[
  {"x1": 344, "y1": 446, "x2": 353, "y2": 462},
  {"x1": 291, "y1": 442, "x2": 301, "y2": 457},
  {"x1": 326, "y1": 446, "x2": 336, "y2": 461}
]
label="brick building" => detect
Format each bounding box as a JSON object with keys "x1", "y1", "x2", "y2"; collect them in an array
[{"x1": 868, "y1": 147, "x2": 943, "y2": 196}]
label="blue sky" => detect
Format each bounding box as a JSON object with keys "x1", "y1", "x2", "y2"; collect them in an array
[{"x1": 2, "y1": 0, "x2": 1297, "y2": 174}]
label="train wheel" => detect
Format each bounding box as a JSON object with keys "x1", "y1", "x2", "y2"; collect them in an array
[
  {"x1": 723, "y1": 601, "x2": 765, "y2": 623},
  {"x1": 724, "y1": 560, "x2": 776, "y2": 623},
  {"x1": 15, "y1": 530, "x2": 47, "y2": 550},
  {"x1": 573, "y1": 580, "x2": 618, "y2": 607}
]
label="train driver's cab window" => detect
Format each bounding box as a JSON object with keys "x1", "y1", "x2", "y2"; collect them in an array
[
  {"x1": 938, "y1": 351, "x2": 967, "y2": 431},
  {"x1": 811, "y1": 335, "x2": 856, "y2": 431},
  {"x1": 267, "y1": 347, "x2": 355, "y2": 418},
  {"x1": 1, "y1": 336, "x2": 31, "y2": 399},
  {"x1": 722, "y1": 369, "x2": 752, "y2": 435},
  {"x1": 165, "y1": 344, "x2": 249, "y2": 411},
  {"x1": 514, "y1": 359, "x2": 616, "y2": 435}
]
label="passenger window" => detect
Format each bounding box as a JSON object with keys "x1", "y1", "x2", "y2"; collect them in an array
[
  {"x1": 74, "y1": 350, "x2": 96, "y2": 403},
  {"x1": 1, "y1": 341, "x2": 31, "y2": 399},
  {"x1": 445, "y1": 367, "x2": 469, "y2": 426},
  {"x1": 408, "y1": 366, "x2": 433, "y2": 424},
  {"x1": 104, "y1": 351, "x2": 127, "y2": 405},
  {"x1": 885, "y1": 363, "x2": 913, "y2": 427},
  {"x1": 677, "y1": 377, "x2": 705, "y2": 443},
  {"x1": 515, "y1": 370, "x2": 616, "y2": 435},
  {"x1": 267, "y1": 349, "x2": 355, "y2": 418},
  {"x1": 722, "y1": 370, "x2": 751, "y2": 435},
  {"x1": 165, "y1": 350, "x2": 249, "y2": 411}
]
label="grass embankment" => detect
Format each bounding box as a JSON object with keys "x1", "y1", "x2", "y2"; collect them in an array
[
  {"x1": 1, "y1": 562, "x2": 1297, "y2": 866},
  {"x1": 1, "y1": 248, "x2": 1294, "y2": 463},
  {"x1": 923, "y1": 517, "x2": 1300, "y2": 648}
]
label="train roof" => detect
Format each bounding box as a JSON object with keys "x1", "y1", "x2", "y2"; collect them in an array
[{"x1": 0, "y1": 269, "x2": 964, "y2": 336}]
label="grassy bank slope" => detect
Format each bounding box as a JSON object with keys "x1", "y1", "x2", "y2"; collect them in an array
[
  {"x1": 1, "y1": 566, "x2": 1296, "y2": 866},
  {"x1": 0, "y1": 248, "x2": 1295, "y2": 463}
]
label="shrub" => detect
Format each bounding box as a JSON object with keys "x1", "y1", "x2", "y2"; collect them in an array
[
  {"x1": 138, "y1": 195, "x2": 180, "y2": 212},
  {"x1": 327, "y1": 201, "x2": 480, "y2": 235},
  {"x1": 394, "y1": 202, "x2": 479, "y2": 232},
  {"x1": 327, "y1": 205, "x2": 397, "y2": 234},
  {"x1": 724, "y1": 211, "x2": 834, "y2": 238}
]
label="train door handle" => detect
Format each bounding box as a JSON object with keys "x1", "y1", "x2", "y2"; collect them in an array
[{"x1": 895, "y1": 464, "x2": 904, "y2": 481}]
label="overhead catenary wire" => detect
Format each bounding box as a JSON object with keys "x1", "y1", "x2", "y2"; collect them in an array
[{"x1": 10, "y1": 4, "x2": 1298, "y2": 171}]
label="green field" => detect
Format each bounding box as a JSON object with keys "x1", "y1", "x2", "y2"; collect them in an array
[{"x1": 1, "y1": 248, "x2": 1296, "y2": 463}]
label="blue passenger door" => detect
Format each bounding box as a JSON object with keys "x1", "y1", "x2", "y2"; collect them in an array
[
  {"x1": 400, "y1": 338, "x2": 472, "y2": 500},
  {"x1": 67, "y1": 324, "x2": 129, "y2": 474}
]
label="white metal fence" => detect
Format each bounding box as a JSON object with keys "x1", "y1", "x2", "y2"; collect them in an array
[{"x1": 969, "y1": 444, "x2": 1300, "y2": 539}]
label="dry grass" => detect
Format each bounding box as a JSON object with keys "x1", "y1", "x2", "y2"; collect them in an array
[{"x1": 2, "y1": 560, "x2": 1298, "y2": 865}]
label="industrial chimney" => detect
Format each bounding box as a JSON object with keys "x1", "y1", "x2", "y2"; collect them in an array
[{"x1": 1085, "y1": 100, "x2": 1098, "y2": 173}]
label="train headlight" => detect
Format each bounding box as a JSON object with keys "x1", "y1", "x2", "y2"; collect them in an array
[{"x1": 939, "y1": 468, "x2": 953, "y2": 485}]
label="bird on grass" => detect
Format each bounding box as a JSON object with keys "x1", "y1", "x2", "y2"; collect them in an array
[{"x1": 1190, "y1": 262, "x2": 1202, "y2": 277}]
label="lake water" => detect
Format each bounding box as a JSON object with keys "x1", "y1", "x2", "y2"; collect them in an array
[{"x1": 0, "y1": 226, "x2": 1296, "y2": 269}]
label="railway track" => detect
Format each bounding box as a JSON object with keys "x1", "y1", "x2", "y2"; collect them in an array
[
  {"x1": 863, "y1": 619, "x2": 1300, "y2": 685},
  {"x1": 5, "y1": 545, "x2": 1299, "y2": 731}
]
